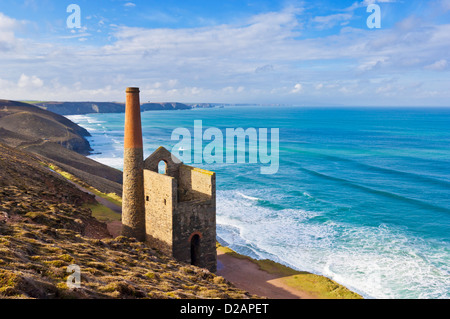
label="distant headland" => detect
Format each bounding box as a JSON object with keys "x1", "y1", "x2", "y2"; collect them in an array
[
  {"x1": 20, "y1": 101, "x2": 292, "y2": 116},
  {"x1": 23, "y1": 101, "x2": 226, "y2": 116}
]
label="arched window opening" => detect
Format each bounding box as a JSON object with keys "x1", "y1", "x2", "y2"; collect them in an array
[
  {"x1": 190, "y1": 234, "x2": 201, "y2": 266},
  {"x1": 158, "y1": 160, "x2": 167, "y2": 174}
]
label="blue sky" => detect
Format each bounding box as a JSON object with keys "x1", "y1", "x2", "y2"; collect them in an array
[{"x1": 0, "y1": 0, "x2": 449, "y2": 105}]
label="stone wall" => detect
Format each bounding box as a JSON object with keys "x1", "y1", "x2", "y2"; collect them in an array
[
  {"x1": 175, "y1": 165, "x2": 216, "y2": 272},
  {"x1": 142, "y1": 147, "x2": 217, "y2": 273},
  {"x1": 144, "y1": 146, "x2": 182, "y2": 178},
  {"x1": 178, "y1": 165, "x2": 215, "y2": 202},
  {"x1": 144, "y1": 169, "x2": 176, "y2": 255},
  {"x1": 173, "y1": 200, "x2": 217, "y2": 272}
]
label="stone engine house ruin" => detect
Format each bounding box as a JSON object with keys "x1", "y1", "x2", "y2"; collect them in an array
[{"x1": 121, "y1": 87, "x2": 217, "y2": 273}]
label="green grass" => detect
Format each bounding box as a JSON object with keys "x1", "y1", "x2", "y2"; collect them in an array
[
  {"x1": 89, "y1": 190, "x2": 122, "y2": 208},
  {"x1": 39, "y1": 162, "x2": 122, "y2": 224},
  {"x1": 84, "y1": 203, "x2": 121, "y2": 223},
  {"x1": 42, "y1": 162, "x2": 122, "y2": 207},
  {"x1": 19, "y1": 101, "x2": 47, "y2": 106}
]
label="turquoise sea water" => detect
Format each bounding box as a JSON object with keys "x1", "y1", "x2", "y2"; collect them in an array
[{"x1": 67, "y1": 106, "x2": 450, "y2": 299}]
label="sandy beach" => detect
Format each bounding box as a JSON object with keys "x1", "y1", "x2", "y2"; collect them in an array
[{"x1": 217, "y1": 249, "x2": 314, "y2": 299}]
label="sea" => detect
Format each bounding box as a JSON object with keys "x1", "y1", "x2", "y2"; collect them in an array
[{"x1": 67, "y1": 106, "x2": 450, "y2": 299}]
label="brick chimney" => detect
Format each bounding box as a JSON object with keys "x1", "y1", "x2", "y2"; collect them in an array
[{"x1": 121, "y1": 87, "x2": 145, "y2": 241}]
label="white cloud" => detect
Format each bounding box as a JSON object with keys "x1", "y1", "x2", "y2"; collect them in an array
[
  {"x1": 362, "y1": 0, "x2": 397, "y2": 5},
  {"x1": 0, "y1": 6, "x2": 449, "y2": 105},
  {"x1": 0, "y1": 12, "x2": 24, "y2": 51},
  {"x1": 425, "y1": 59, "x2": 448, "y2": 71},
  {"x1": 357, "y1": 57, "x2": 388, "y2": 72},
  {"x1": 18, "y1": 74, "x2": 44, "y2": 89},
  {"x1": 291, "y1": 83, "x2": 303, "y2": 93},
  {"x1": 105, "y1": 6, "x2": 302, "y2": 59},
  {"x1": 313, "y1": 13, "x2": 353, "y2": 29},
  {"x1": 442, "y1": 0, "x2": 450, "y2": 11},
  {"x1": 221, "y1": 86, "x2": 245, "y2": 95},
  {"x1": 0, "y1": 12, "x2": 19, "y2": 29},
  {"x1": 124, "y1": 3, "x2": 136, "y2": 8},
  {"x1": 343, "y1": 0, "x2": 396, "y2": 12}
]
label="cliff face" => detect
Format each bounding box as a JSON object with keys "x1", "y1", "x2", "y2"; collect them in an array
[
  {"x1": 35, "y1": 102, "x2": 126, "y2": 116},
  {"x1": 141, "y1": 102, "x2": 191, "y2": 111},
  {"x1": 187, "y1": 103, "x2": 225, "y2": 109},
  {"x1": 34, "y1": 101, "x2": 193, "y2": 115}
]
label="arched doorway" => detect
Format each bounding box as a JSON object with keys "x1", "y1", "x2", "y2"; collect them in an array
[{"x1": 190, "y1": 234, "x2": 201, "y2": 266}]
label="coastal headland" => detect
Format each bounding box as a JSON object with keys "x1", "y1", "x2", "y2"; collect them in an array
[{"x1": 0, "y1": 99, "x2": 362, "y2": 299}]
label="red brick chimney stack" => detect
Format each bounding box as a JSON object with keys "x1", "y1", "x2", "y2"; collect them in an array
[{"x1": 121, "y1": 87, "x2": 146, "y2": 241}]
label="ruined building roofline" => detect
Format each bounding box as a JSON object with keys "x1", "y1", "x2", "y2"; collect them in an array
[{"x1": 144, "y1": 146, "x2": 182, "y2": 167}]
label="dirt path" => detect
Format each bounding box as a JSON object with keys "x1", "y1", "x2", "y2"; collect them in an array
[{"x1": 66, "y1": 180, "x2": 123, "y2": 238}]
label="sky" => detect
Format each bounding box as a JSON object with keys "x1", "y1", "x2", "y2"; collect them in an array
[{"x1": 0, "y1": 0, "x2": 449, "y2": 106}]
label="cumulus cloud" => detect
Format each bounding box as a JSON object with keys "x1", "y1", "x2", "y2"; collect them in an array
[
  {"x1": 18, "y1": 74, "x2": 44, "y2": 89},
  {"x1": 291, "y1": 83, "x2": 303, "y2": 93},
  {"x1": 106, "y1": 6, "x2": 302, "y2": 59},
  {"x1": 0, "y1": 12, "x2": 24, "y2": 51},
  {"x1": 425, "y1": 59, "x2": 448, "y2": 71},
  {"x1": 313, "y1": 13, "x2": 353, "y2": 29},
  {"x1": 0, "y1": 5, "x2": 449, "y2": 105},
  {"x1": 0, "y1": 12, "x2": 18, "y2": 29}
]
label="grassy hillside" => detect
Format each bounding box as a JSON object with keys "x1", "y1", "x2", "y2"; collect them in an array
[
  {"x1": 0, "y1": 143, "x2": 256, "y2": 299},
  {"x1": 0, "y1": 100, "x2": 91, "y2": 151}
]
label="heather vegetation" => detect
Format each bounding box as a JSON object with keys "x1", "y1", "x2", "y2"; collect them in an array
[{"x1": 0, "y1": 143, "x2": 255, "y2": 299}]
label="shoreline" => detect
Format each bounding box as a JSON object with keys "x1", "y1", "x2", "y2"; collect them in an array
[
  {"x1": 216, "y1": 243, "x2": 362, "y2": 299},
  {"x1": 104, "y1": 212, "x2": 361, "y2": 299},
  {"x1": 217, "y1": 247, "x2": 313, "y2": 299}
]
